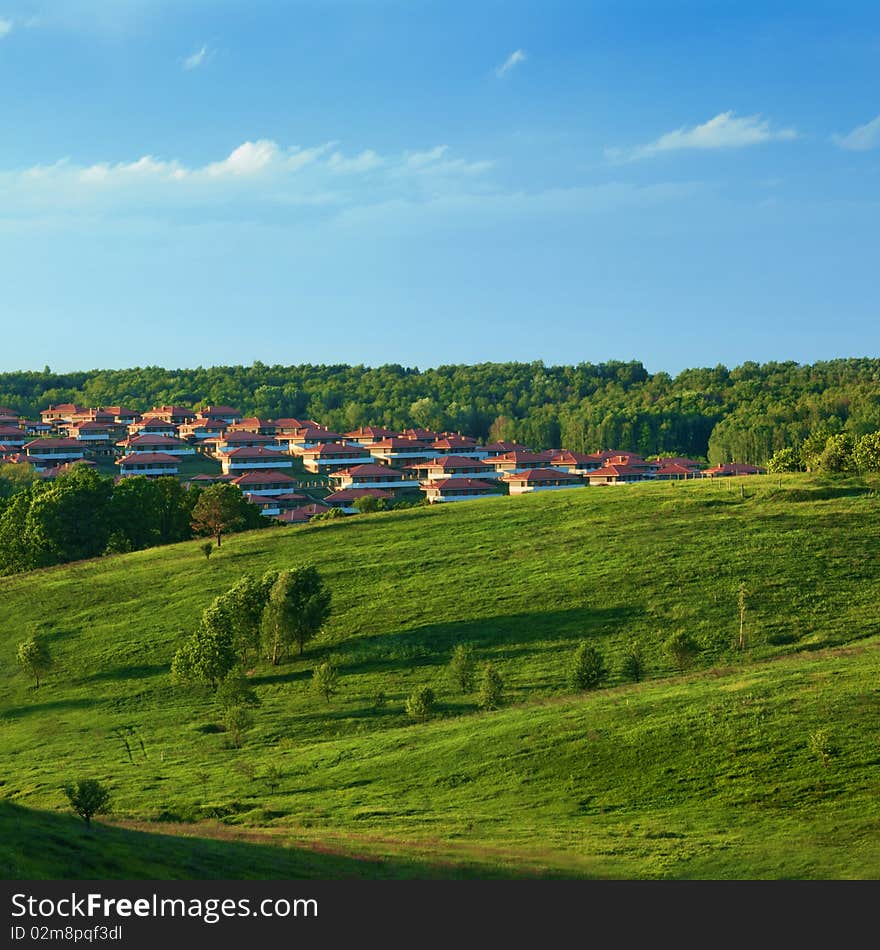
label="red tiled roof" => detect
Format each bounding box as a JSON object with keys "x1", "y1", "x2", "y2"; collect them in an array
[
  {"x1": 547, "y1": 450, "x2": 603, "y2": 465},
  {"x1": 400, "y1": 428, "x2": 439, "y2": 441},
  {"x1": 186, "y1": 473, "x2": 237, "y2": 482},
  {"x1": 485, "y1": 451, "x2": 549, "y2": 465},
  {"x1": 587, "y1": 464, "x2": 645, "y2": 477},
  {"x1": 25, "y1": 438, "x2": 83, "y2": 449},
  {"x1": 426, "y1": 455, "x2": 489, "y2": 470},
  {"x1": 225, "y1": 446, "x2": 287, "y2": 459},
  {"x1": 301, "y1": 443, "x2": 370, "y2": 457},
  {"x1": 431, "y1": 436, "x2": 478, "y2": 450},
  {"x1": 119, "y1": 434, "x2": 184, "y2": 447},
  {"x1": 501, "y1": 468, "x2": 583, "y2": 483},
  {"x1": 423, "y1": 478, "x2": 497, "y2": 492},
  {"x1": 219, "y1": 431, "x2": 276, "y2": 444},
  {"x1": 117, "y1": 453, "x2": 180, "y2": 465},
  {"x1": 704, "y1": 463, "x2": 764, "y2": 475},
  {"x1": 0, "y1": 426, "x2": 24, "y2": 438},
  {"x1": 324, "y1": 488, "x2": 395, "y2": 503},
  {"x1": 231, "y1": 470, "x2": 297, "y2": 486},
  {"x1": 333, "y1": 463, "x2": 406, "y2": 477},
  {"x1": 344, "y1": 426, "x2": 397, "y2": 439},
  {"x1": 653, "y1": 463, "x2": 695, "y2": 476}
]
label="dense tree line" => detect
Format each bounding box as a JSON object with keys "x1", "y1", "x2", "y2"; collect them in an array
[
  {"x1": 4, "y1": 358, "x2": 880, "y2": 462},
  {"x1": 0, "y1": 468, "x2": 267, "y2": 576}
]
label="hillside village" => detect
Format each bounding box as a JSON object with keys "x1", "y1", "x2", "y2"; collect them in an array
[{"x1": 0, "y1": 402, "x2": 765, "y2": 524}]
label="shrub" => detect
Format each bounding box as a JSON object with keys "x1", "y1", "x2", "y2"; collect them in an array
[
  {"x1": 17, "y1": 636, "x2": 52, "y2": 689},
  {"x1": 216, "y1": 672, "x2": 260, "y2": 713},
  {"x1": 405, "y1": 686, "x2": 435, "y2": 721},
  {"x1": 478, "y1": 663, "x2": 503, "y2": 710},
  {"x1": 63, "y1": 779, "x2": 111, "y2": 828},
  {"x1": 312, "y1": 661, "x2": 340, "y2": 703},
  {"x1": 200, "y1": 541, "x2": 214, "y2": 559},
  {"x1": 224, "y1": 705, "x2": 253, "y2": 747},
  {"x1": 620, "y1": 641, "x2": 646, "y2": 682},
  {"x1": 447, "y1": 643, "x2": 477, "y2": 692},
  {"x1": 808, "y1": 729, "x2": 835, "y2": 769},
  {"x1": 568, "y1": 641, "x2": 607, "y2": 691},
  {"x1": 664, "y1": 630, "x2": 700, "y2": 674}
]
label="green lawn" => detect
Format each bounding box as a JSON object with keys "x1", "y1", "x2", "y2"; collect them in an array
[{"x1": 1, "y1": 473, "x2": 879, "y2": 878}]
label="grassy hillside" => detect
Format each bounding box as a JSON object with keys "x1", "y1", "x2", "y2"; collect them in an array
[{"x1": 1, "y1": 474, "x2": 879, "y2": 878}]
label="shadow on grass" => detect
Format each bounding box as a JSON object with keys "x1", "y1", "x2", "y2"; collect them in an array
[
  {"x1": 2, "y1": 697, "x2": 101, "y2": 718},
  {"x1": 85, "y1": 663, "x2": 168, "y2": 683},
  {"x1": 0, "y1": 800, "x2": 541, "y2": 879},
  {"x1": 327, "y1": 607, "x2": 640, "y2": 675}
]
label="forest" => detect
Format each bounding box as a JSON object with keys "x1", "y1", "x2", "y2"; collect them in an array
[{"x1": 3, "y1": 358, "x2": 880, "y2": 464}]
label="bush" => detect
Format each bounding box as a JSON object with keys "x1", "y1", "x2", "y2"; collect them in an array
[
  {"x1": 405, "y1": 686, "x2": 435, "y2": 721},
  {"x1": 808, "y1": 729, "x2": 835, "y2": 768},
  {"x1": 17, "y1": 635, "x2": 52, "y2": 689},
  {"x1": 664, "y1": 630, "x2": 700, "y2": 674},
  {"x1": 478, "y1": 663, "x2": 503, "y2": 710},
  {"x1": 224, "y1": 705, "x2": 253, "y2": 747},
  {"x1": 447, "y1": 643, "x2": 477, "y2": 692},
  {"x1": 215, "y1": 673, "x2": 260, "y2": 713},
  {"x1": 620, "y1": 641, "x2": 646, "y2": 682},
  {"x1": 568, "y1": 641, "x2": 607, "y2": 691},
  {"x1": 63, "y1": 779, "x2": 111, "y2": 827},
  {"x1": 312, "y1": 661, "x2": 340, "y2": 703},
  {"x1": 200, "y1": 541, "x2": 215, "y2": 559}
]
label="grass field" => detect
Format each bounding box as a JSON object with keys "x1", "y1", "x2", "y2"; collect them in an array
[{"x1": 1, "y1": 473, "x2": 879, "y2": 878}]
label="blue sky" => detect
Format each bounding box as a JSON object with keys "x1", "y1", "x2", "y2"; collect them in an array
[{"x1": 0, "y1": 0, "x2": 878, "y2": 375}]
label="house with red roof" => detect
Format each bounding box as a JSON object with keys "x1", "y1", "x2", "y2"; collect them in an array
[
  {"x1": 421, "y1": 478, "x2": 498, "y2": 504},
  {"x1": 117, "y1": 434, "x2": 195, "y2": 455},
  {"x1": 702, "y1": 463, "x2": 765, "y2": 477},
  {"x1": 653, "y1": 462, "x2": 700, "y2": 481},
  {"x1": 196, "y1": 406, "x2": 242, "y2": 424},
  {"x1": 116, "y1": 453, "x2": 180, "y2": 477},
  {"x1": 179, "y1": 418, "x2": 229, "y2": 441},
  {"x1": 343, "y1": 426, "x2": 398, "y2": 445},
  {"x1": 367, "y1": 438, "x2": 439, "y2": 467},
  {"x1": 207, "y1": 431, "x2": 277, "y2": 455},
  {"x1": 282, "y1": 426, "x2": 346, "y2": 454},
  {"x1": 128, "y1": 417, "x2": 178, "y2": 438},
  {"x1": 420, "y1": 455, "x2": 501, "y2": 482},
  {"x1": 482, "y1": 441, "x2": 529, "y2": 457},
  {"x1": 483, "y1": 450, "x2": 557, "y2": 476},
  {"x1": 430, "y1": 435, "x2": 488, "y2": 458},
  {"x1": 24, "y1": 438, "x2": 86, "y2": 465},
  {"x1": 301, "y1": 442, "x2": 371, "y2": 474},
  {"x1": 40, "y1": 404, "x2": 88, "y2": 426},
  {"x1": 66, "y1": 420, "x2": 115, "y2": 444},
  {"x1": 585, "y1": 464, "x2": 646, "y2": 485},
  {"x1": 274, "y1": 503, "x2": 332, "y2": 524},
  {"x1": 0, "y1": 426, "x2": 26, "y2": 448},
  {"x1": 100, "y1": 406, "x2": 141, "y2": 425},
  {"x1": 230, "y1": 470, "x2": 299, "y2": 496},
  {"x1": 500, "y1": 468, "x2": 586, "y2": 495},
  {"x1": 328, "y1": 463, "x2": 419, "y2": 491},
  {"x1": 652, "y1": 456, "x2": 704, "y2": 473},
  {"x1": 185, "y1": 473, "x2": 238, "y2": 488},
  {"x1": 220, "y1": 446, "x2": 293, "y2": 474},
  {"x1": 142, "y1": 406, "x2": 196, "y2": 425},
  {"x1": 545, "y1": 450, "x2": 605, "y2": 474},
  {"x1": 400, "y1": 428, "x2": 440, "y2": 442}
]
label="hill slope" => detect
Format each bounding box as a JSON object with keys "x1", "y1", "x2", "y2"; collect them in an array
[{"x1": 1, "y1": 474, "x2": 879, "y2": 878}]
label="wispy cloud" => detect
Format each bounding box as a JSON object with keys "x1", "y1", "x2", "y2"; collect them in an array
[
  {"x1": 606, "y1": 111, "x2": 798, "y2": 163},
  {"x1": 183, "y1": 44, "x2": 212, "y2": 70},
  {"x1": 0, "y1": 17, "x2": 13, "y2": 37},
  {"x1": 495, "y1": 49, "x2": 527, "y2": 78},
  {"x1": 833, "y1": 114, "x2": 880, "y2": 152},
  {"x1": 0, "y1": 139, "x2": 495, "y2": 220}
]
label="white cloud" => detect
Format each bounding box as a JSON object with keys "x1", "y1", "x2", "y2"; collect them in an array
[
  {"x1": 496, "y1": 49, "x2": 527, "y2": 78},
  {"x1": 607, "y1": 111, "x2": 799, "y2": 163},
  {"x1": 833, "y1": 114, "x2": 880, "y2": 152},
  {"x1": 183, "y1": 44, "x2": 211, "y2": 70},
  {"x1": 0, "y1": 17, "x2": 13, "y2": 37},
  {"x1": 0, "y1": 139, "x2": 495, "y2": 220}
]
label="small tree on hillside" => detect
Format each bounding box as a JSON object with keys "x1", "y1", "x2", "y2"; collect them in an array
[
  {"x1": 664, "y1": 629, "x2": 700, "y2": 674},
  {"x1": 224, "y1": 705, "x2": 253, "y2": 748},
  {"x1": 261, "y1": 565, "x2": 332, "y2": 663},
  {"x1": 215, "y1": 672, "x2": 261, "y2": 713},
  {"x1": 405, "y1": 685, "x2": 435, "y2": 721},
  {"x1": 17, "y1": 636, "x2": 52, "y2": 689},
  {"x1": 171, "y1": 604, "x2": 238, "y2": 688},
  {"x1": 312, "y1": 661, "x2": 339, "y2": 703},
  {"x1": 200, "y1": 541, "x2": 214, "y2": 559},
  {"x1": 621, "y1": 640, "x2": 646, "y2": 683},
  {"x1": 478, "y1": 663, "x2": 504, "y2": 710},
  {"x1": 447, "y1": 643, "x2": 477, "y2": 692},
  {"x1": 568, "y1": 641, "x2": 607, "y2": 691},
  {"x1": 63, "y1": 779, "x2": 111, "y2": 828},
  {"x1": 191, "y1": 483, "x2": 247, "y2": 547},
  {"x1": 217, "y1": 571, "x2": 278, "y2": 668},
  {"x1": 767, "y1": 447, "x2": 802, "y2": 474},
  {"x1": 737, "y1": 583, "x2": 748, "y2": 650}
]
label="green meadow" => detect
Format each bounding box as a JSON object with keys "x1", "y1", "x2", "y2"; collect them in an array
[{"x1": 1, "y1": 474, "x2": 879, "y2": 879}]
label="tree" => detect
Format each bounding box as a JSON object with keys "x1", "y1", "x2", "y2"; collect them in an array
[
  {"x1": 817, "y1": 433, "x2": 856, "y2": 474},
  {"x1": 261, "y1": 566, "x2": 332, "y2": 663},
  {"x1": 621, "y1": 640, "x2": 646, "y2": 682},
  {"x1": 312, "y1": 661, "x2": 339, "y2": 703},
  {"x1": 216, "y1": 571, "x2": 278, "y2": 667},
  {"x1": 767, "y1": 447, "x2": 802, "y2": 473},
  {"x1": 63, "y1": 779, "x2": 111, "y2": 828},
  {"x1": 17, "y1": 636, "x2": 51, "y2": 689},
  {"x1": 664, "y1": 629, "x2": 700, "y2": 674},
  {"x1": 191, "y1": 483, "x2": 247, "y2": 547},
  {"x1": 568, "y1": 641, "x2": 607, "y2": 691},
  {"x1": 352, "y1": 495, "x2": 385, "y2": 514},
  {"x1": 200, "y1": 541, "x2": 214, "y2": 559},
  {"x1": 447, "y1": 643, "x2": 477, "y2": 692},
  {"x1": 405, "y1": 685, "x2": 435, "y2": 721},
  {"x1": 224, "y1": 706, "x2": 253, "y2": 747},
  {"x1": 737, "y1": 583, "x2": 748, "y2": 650},
  {"x1": 215, "y1": 672, "x2": 260, "y2": 713},
  {"x1": 478, "y1": 663, "x2": 503, "y2": 710},
  {"x1": 853, "y1": 431, "x2": 880, "y2": 474},
  {"x1": 171, "y1": 604, "x2": 238, "y2": 688}
]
